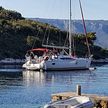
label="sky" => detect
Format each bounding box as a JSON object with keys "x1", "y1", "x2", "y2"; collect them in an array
[{"x1": 0, "y1": 0, "x2": 108, "y2": 20}]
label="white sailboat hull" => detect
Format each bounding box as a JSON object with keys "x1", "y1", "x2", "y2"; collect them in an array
[{"x1": 43, "y1": 56, "x2": 91, "y2": 71}]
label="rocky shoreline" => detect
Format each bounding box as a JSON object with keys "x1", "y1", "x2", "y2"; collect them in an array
[
  {"x1": 92, "y1": 59, "x2": 108, "y2": 64},
  {"x1": 0, "y1": 58, "x2": 25, "y2": 65}
]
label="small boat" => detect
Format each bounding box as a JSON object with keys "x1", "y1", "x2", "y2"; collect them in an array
[
  {"x1": 22, "y1": 48, "x2": 49, "y2": 70},
  {"x1": 44, "y1": 96, "x2": 94, "y2": 108}
]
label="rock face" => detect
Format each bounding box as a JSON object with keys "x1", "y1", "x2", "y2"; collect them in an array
[{"x1": 31, "y1": 18, "x2": 108, "y2": 48}]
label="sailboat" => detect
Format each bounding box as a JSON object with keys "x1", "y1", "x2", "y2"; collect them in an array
[{"x1": 22, "y1": 0, "x2": 92, "y2": 71}]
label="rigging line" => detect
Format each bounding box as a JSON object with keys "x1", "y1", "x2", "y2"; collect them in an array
[
  {"x1": 58, "y1": 30, "x2": 61, "y2": 46},
  {"x1": 71, "y1": 0, "x2": 76, "y2": 56},
  {"x1": 46, "y1": 26, "x2": 51, "y2": 45},
  {"x1": 42, "y1": 25, "x2": 49, "y2": 45},
  {"x1": 31, "y1": 30, "x2": 40, "y2": 50},
  {"x1": 69, "y1": 0, "x2": 72, "y2": 56},
  {"x1": 63, "y1": 49, "x2": 69, "y2": 55},
  {"x1": 79, "y1": 0, "x2": 91, "y2": 57},
  {"x1": 72, "y1": 33, "x2": 76, "y2": 56},
  {"x1": 63, "y1": 20, "x2": 69, "y2": 47},
  {"x1": 42, "y1": 24, "x2": 51, "y2": 46},
  {"x1": 63, "y1": 20, "x2": 71, "y2": 54},
  {"x1": 59, "y1": 30, "x2": 67, "y2": 52}
]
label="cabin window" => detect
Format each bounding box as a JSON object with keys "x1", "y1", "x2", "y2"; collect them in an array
[{"x1": 52, "y1": 63, "x2": 55, "y2": 65}]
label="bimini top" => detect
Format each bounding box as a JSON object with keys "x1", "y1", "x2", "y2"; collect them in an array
[{"x1": 30, "y1": 48, "x2": 49, "y2": 52}]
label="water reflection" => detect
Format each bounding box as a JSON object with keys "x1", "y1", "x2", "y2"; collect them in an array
[
  {"x1": 0, "y1": 66, "x2": 108, "y2": 107},
  {"x1": 0, "y1": 71, "x2": 23, "y2": 89},
  {"x1": 0, "y1": 70, "x2": 22, "y2": 79},
  {"x1": 23, "y1": 70, "x2": 46, "y2": 87},
  {"x1": 0, "y1": 64, "x2": 22, "y2": 69},
  {"x1": 0, "y1": 68, "x2": 96, "y2": 88},
  {"x1": 45, "y1": 70, "x2": 96, "y2": 83},
  {"x1": 22, "y1": 70, "x2": 96, "y2": 89}
]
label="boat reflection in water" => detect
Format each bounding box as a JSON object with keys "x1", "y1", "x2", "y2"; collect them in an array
[
  {"x1": 0, "y1": 68, "x2": 95, "y2": 89},
  {"x1": 23, "y1": 70, "x2": 46, "y2": 86},
  {"x1": 45, "y1": 70, "x2": 96, "y2": 90},
  {"x1": 22, "y1": 69, "x2": 96, "y2": 92}
]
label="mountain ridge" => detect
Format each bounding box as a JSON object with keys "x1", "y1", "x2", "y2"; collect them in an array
[{"x1": 31, "y1": 18, "x2": 108, "y2": 48}]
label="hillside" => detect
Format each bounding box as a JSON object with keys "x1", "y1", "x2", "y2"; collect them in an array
[
  {"x1": 0, "y1": 7, "x2": 108, "y2": 59},
  {"x1": 0, "y1": 7, "x2": 62, "y2": 59},
  {"x1": 32, "y1": 18, "x2": 108, "y2": 48}
]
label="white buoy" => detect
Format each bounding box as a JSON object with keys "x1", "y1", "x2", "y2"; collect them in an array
[{"x1": 89, "y1": 67, "x2": 96, "y2": 71}]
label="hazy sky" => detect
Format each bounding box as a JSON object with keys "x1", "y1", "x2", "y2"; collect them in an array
[{"x1": 0, "y1": 0, "x2": 108, "y2": 20}]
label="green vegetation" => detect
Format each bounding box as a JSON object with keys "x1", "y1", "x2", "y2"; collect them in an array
[
  {"x1": 0, "y1": 7, "x2": 108, "y2": 59},
  {"x1": 0, "y1": 7, "x2": 60, "y2": 59},
  {"x1": 74, "y1": 33, "x2": 108, "y2": 59}
]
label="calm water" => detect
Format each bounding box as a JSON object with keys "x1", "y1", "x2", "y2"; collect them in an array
[{"x1": 0, "y1": 64, "x2": 108, "y2": 108}]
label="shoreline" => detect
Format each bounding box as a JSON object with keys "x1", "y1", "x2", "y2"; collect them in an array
[
  {"x1": 0, "y1": 58, "x2": 108, "y2": 65},
  {"x1": 0, "y1": 58, "x2": 25, "y2": 65},
  {"x1": 92, "y1": 59, "x2": 108, "y2": 64}
]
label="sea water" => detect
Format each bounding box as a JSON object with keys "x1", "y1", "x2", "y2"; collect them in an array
[{"x1": 0, "y1": 64, "x2": 108, "y2": 108}]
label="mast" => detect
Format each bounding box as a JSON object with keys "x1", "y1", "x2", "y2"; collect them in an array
[
  {"x1": 69, "y1": 0, "x2": 72, "y2": 56},
  {"x1": 79, "y1": 0, "x2": 91, "y2": 57}
]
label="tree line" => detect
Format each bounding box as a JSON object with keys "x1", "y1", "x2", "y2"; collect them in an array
[{"x1": 0, "y1": 7, "x2": 108, "y2": 59}]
